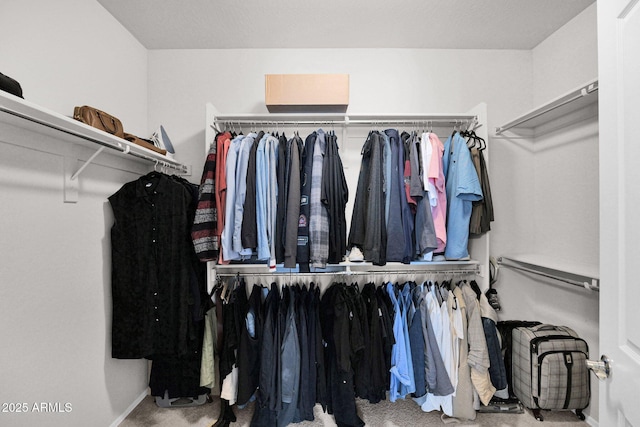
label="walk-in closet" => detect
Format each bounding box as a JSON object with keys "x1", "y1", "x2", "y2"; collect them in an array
[{"x1": 1, "y1": 1, "x2": 639, "y2": 426}]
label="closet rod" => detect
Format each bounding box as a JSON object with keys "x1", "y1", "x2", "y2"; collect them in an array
[
  {"x1": 214, "y1": 269, "x2": 479, "y2": 278},
  {"x1": 497, "y1": 257, "x2": 599, "y2": 292},
  {"x1": 494, "y1": 80, "x2": 598, "y2": 135},
  {"x1": 212, "y1": 114, "x2": 478, "y2": 127}
]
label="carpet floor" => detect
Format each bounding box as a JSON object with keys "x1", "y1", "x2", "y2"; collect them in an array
[{"x1": 120, "y1": 395, "x2": 591, "y2": 427}]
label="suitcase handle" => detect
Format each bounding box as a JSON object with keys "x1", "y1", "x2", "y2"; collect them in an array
[{"x1": 530, "y1": 324, "x2": 564, "y2": 332}]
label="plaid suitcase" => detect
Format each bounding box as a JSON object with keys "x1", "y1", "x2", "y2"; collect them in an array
[{"x1": 512, "y1": 324, "x2": 590, "y2": 421}]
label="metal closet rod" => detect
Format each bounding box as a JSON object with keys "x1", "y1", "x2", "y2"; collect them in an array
[
  {"x1": 213, "y1": 118, "x2": 477, "y2": 126},
  {"x1": 215, "y1": 269, "x2": 479, "y2": 278},
  {"x1": 497, "y1": 257, "x2": 599, "y2": 292}
]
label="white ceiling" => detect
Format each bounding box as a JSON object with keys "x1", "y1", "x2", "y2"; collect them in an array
[{"x1": 97, "y1": 0, "x2": 594, "y2": 50}]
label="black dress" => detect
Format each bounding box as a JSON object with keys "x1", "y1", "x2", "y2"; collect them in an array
[{"x1": 108, "y1": 172, "x2": 193, "y2": 359}]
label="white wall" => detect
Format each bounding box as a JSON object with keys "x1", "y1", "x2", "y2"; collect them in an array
[
  {"x1": 147, "y1": 48, "x2": 532, "y2": 182},
  {"x1": 0, "y1": 0, "x2": 149, "y2": 136},
  {"x1": 493, "y1": 2, "x2": 599, "y2": 422},
  {"x1": 0, "y1": 1, "x2": 150, "y2": 426},
  {"x1": 532, "y1": 3, "x2": 598, "y2": 107}
]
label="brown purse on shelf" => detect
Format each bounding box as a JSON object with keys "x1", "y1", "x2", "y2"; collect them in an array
[
  {"x1": 73, "y1": 105, "x2": 125, "y2": 139},
  {"x1": 123, "y1": 132, "x2": 167, "y2": 155}
]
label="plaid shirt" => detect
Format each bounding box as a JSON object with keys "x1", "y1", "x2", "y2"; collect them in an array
[{"x1": 309, "y1": 130, "x2": 329, "y2": 267}]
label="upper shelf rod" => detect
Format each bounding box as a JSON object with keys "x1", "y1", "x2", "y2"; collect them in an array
[
  {"x1": 495, "y1": 80, "x2": 598, "y2": 135},
  {"x1": 497, "y1": 256, "x2": 599, "y2": 292},
  {"x1": 212, "y1": 113, "x2": 478, "y2": 128}
]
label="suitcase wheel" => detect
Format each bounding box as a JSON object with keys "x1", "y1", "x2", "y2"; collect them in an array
[
  {"x1": 576, "y1": 409, "x2": 586, "y2": 421},
  {"x1": 532, "y1": 408, "x2": 544, "y2": 422}
]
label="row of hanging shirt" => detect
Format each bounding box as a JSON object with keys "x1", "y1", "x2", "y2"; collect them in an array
[
  {"x1": 348, "y1": 128, "x2": 493, "y2": 266},
  {"x1": 192, "y1": 128, "x2": 348, "y2": 272},
  {"x1": 191, "y1": 125, "x2": 493, "y2": 270},
  {"x1": 203, "y1": 275, "x2": 507, "y2": 426}
]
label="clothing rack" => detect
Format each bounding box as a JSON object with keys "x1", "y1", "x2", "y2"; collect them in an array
[
  {"x1": 210, "y1": 113, "x2": 480, "y2": 133},
  {"x1": 497, "y1": 256, "x2": 599, "y2": 292}
]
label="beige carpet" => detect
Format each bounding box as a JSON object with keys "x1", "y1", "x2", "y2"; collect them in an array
[{"x1": 120, "y1": 395, "x2": 591, "y2": 427}]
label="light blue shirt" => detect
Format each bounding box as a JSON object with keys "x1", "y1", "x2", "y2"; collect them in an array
[
  {"x1": 256, "y1": 133, "x2": 270, "y2": 261},
  {"x1": 267, "y1": 135, "x2": 279, "y2": 269},
  {"x1": 233, "y1": 133, "x2": 256, "y2": 257},
  {"x1": 221, "y1": 135, "x2": 243, "y2": 260},
  {"x1": 443, "y1": 133, "x2": 483, "y2": 259},
  {"x1": 388, "y1": 282, "x2": 415, "y2": 402}
]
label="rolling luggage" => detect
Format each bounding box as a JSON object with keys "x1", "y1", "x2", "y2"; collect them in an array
[{"x1": 512, "y1": 324, "x2": 590, "y2": 421}]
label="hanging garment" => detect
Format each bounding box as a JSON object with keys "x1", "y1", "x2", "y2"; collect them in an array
[
  {"x1": 410, "y1": 133, "x2": 438, "y2": 257},
  {"x1": 278, "y1": 287, "x2": 301, "y2": 427},
  {"x1": 251, "y1": 284, "x2": 280, "y2": 427},
  {"x1": 459, "y1": 282, "x2": 495, "y2": 406},
  {"x1": 232, "y1": 133, "x2": 256, "y2": 256},
  {"x1": 255, "y1": 133, "x2": 279, "y2": 264},
  {"x1": 470, "y1": 145, "x2": 494, "y2": 235},
  {"x1": 322, "y1": 131, "x2": 349, "y2": 264},
  {"x1": 221, "y1": 135, "x2": 243, "y2": 261},
  {"x1": 283, "y1": 135, "x2": 303, "y2": 268},
  {"x1": 192, "y1": 135, "x2": 220, "y2": 262},
  {"x1": 255, "y1": 134, "x2": 270, "y2": 261},
  {"x1": 409, "y1": 284, "x2": 427, "y2": 399},
  {"x1": 359, "y1": 282, "x2": 388, "y2": 403},
  {"x1": 428, "y1": 133, "x2": 447, "y2": 254},
  {"x1": 385, "y1": 129, "x2": 406, "y2": 262},
  {"x1": 321, "y1": 284, "x2": 365, "y2": 427},
  {"x1": 309, "y1": 129, "x2": 329, "y2": 268},
  {"x1": 236, "y1": 284, "x2": 264, "y2": 406},
  {"x1": 446, "y1": 284, "x2": 476, "y2": 421},
  {"x1": 348, "y1": 131, "x2": 387, "y2": 265},
  {"x1": 275, "y1": 134, "x2": 288, "y2": 264},
  {"x1": 443, "y1": 132, "x2": 483, "y2": 260},
  {"x1": 109, "y1": 172, "x2": 193, "y2": 359},
  {"x1": 294, "y1": 285, "x2": 314, "y2": 422},
  {"x1": 216, "y1": 132, "x2": 232, "y2": 264},
  {"x1": 241, "y1": 131, "x2": 263, "y2": 250},
  {"x1": 387, "y1": 282, "x2": 415, "y2": 402},
  {"x1": 296, "y1": 132, "x2": 316, "y2": 272},
  {"x1": 420, "y1": 284, "x2": 454, "y2": 416}
]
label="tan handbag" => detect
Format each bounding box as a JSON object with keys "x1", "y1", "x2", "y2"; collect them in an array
[{"x1": 73, "y1": 105, "x2": 125, "y2": 139}]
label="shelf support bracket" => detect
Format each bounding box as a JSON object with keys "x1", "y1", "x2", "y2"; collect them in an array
[
  {"x1": 63, "y1": 146, "x2": 107, "y2": 203},
  {"x1": 63, "y1": 155, "x2": 79, "y2": 203},
  {"x1": 71, "y1": 146, "x2": 106, "y2": 181}
]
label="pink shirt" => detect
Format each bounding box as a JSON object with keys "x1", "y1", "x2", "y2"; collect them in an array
[{"x1": 428, "y1": 133, "x2": 447, "y2": 253}]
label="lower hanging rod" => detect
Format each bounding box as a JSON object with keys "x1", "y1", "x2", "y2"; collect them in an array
[{"x1": 214, "y1": 269, "x2": 479, "y2": 278}]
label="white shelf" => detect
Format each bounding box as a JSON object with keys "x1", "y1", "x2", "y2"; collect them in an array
[
  {"x1": 498, "y1": 254, "x2": 599, "y2": 291},
  {"x1": 213, "y1": 260, "x2": 481, "y2": 276},
  {"x1": 495, "y1": 79, "x2": 598, "y2": 136},
  {"x1": 0, "y1": 91, "x2": 187, "y2": 173}
]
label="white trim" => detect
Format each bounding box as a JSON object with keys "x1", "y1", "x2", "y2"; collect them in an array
[
  {"x1": 109, "y1": 390, "x2": 148, "y2": 427},
  {"x1": 585, "y1": 413, "x2": 599, "y2": 427}
]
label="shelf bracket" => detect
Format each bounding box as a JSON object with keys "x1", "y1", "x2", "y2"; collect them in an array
[
  {"x1": 63, "y1": 155, "x2": 79, "y2": 203},
  {"x1": 63, "y1": 145, "x2": 110, "y2": 203},
  {"x1": 70, "y1": 146, "x2": 107, "y2": 181}
]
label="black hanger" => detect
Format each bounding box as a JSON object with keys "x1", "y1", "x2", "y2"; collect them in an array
[{"x1": 469, "y1": 280, "x2": 482, "y2": 300}]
